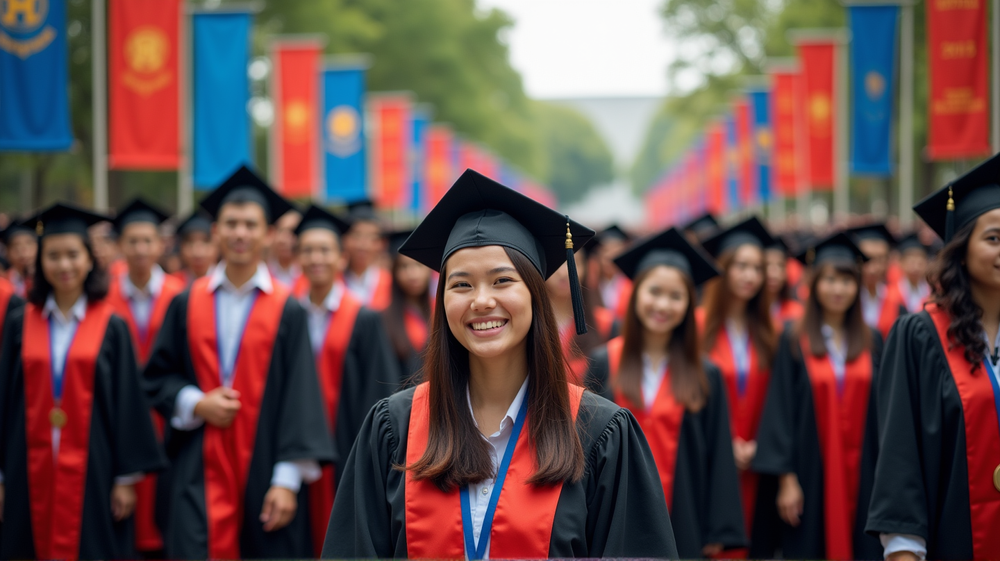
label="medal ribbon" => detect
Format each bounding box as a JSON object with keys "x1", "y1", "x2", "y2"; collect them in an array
[
  {"x1": 459, "y1": 391, "x2": 530, "y2": 561},
  {"x1": 48, "y1": 316, "x2": 79, "y2": 404},
  {"x1": 982, "y1": 359, "x2": 1000, "y2": 447}
]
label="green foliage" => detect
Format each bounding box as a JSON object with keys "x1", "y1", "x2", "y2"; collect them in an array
[{"x1": 532, "y1": 102, "x2": 615, "y2": 204}]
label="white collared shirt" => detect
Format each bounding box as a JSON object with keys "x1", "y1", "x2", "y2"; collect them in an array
[
  {"x1": 119, "y1": 265, "x2": 165, "y2": 336},
  {"x1": 641, "y1": 353, "x2": 668, "y2": 409},
  {"x1": 726, "y1": 319, "x2": 751, "y2": 387},
  {"x1": 821, "y1": 324, "x2": 847, "y2": 387},
  {"x1": 302, "y1": 282, "x2": 345, "y2": 355},
  {"x1": 465, "y1": 377, "x2": 529, "y2": 560},
  {"x1": 600, "y1": 274, "x2": 624, "y2": 312},
  {"x1": 344, "y1": 265, "x2": 380, "y2": 306},
  {"x1": 9, "y1": 268, "x2": 27, "y2": 298},
  {"x1": 268, "y1": 259, "x2": 300, "y2": 289},
  {"x1": 860, "y1": 284, "x2": 886, "y2": 329}
]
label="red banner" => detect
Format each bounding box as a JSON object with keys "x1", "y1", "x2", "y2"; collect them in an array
[
  {"x1": 733, "y1": 97, "x2": 756, "y2": 206},
  {"x1": 770, "y1": 68, "x2": 799, "y2": 197},
  {"x1": 706, "y1": 121, "x2": 727, "y2": 215},
  {"x1": 926, "y1": 0, "x2": 991, "y2": 160},
  {"x1": 798, "y1": 41, "x2": 836, "y2": 190},
  {"x1": 370, "y1": 94, "x2": 412, "y2": 209},
  {"x1": 272, "y1": 41, "x2": 322, "y2": 199},
  {"x1": 424, "y1": 124, "x2": 454, "y2": 208},
  {"x1": 108, "y1": 0, "x2": 181, "y2": 170}
]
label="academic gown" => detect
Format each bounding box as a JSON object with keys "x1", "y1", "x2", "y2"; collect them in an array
[
  {"x1": 0, "y1": 301, "x2": 166, "y2": 560},
  {"x1": 869, "y1": 283, "x2": 907, "y2": 339},
  {"x1": 390, "y1": 306, "x2": 429, "y2": 383},
  {"x1": 143, "y1": 280, "x2": 334, "y2": 559},
  {"x1": 772, "y1": 298, "x2": 805, "y2": 325},
  {"x1": 585, "y1": 339, "x2": 747, "y2": 557},
  {"x1": 866, "y1": 306, "x2": 1000, "y2": 559},
  {"x1": 321, "y1": 384, "x2": 679, "y2": 559},
  {"x1": 0, "y1": 277, "x2": 24, "y2": 343},
  {"x1": 753, "y1": 327, "x2": 884, "y2": 560}
]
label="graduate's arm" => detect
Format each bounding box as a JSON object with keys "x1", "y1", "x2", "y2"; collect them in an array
[
  {"x1": 583, "y1": 346, "x2": 613, "y2": 400},
  {"x1": 142, "y1": 293, "x2": 204, "y2": 426},
  {"x1": 701, "y1": 365, "x2": 748, "y2": 551}
]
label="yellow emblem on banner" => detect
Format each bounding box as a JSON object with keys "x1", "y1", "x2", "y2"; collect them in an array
[
  {"x1": 0, "y1": 0, "x2": 55, "y2": 59},
  {"x1": 122, "y1": 25, "x2": 172, "y2": 96},
  {"x1": 284, "y1": 100, "x2": 311, "y2": 145},
  {"x1": 325, "y1": 105, "x2": 362, "y2": 157},
  {"x1": 755, "y1": 127, "x2": 773, "y2": 151},
  {"x1": 865, "y1": 71, "x2": 886, "y2": 101}
]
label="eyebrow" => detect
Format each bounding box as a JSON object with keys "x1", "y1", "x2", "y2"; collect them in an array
[{"x1": 446, "y1": 266, "x2": 517, "y2": 281}]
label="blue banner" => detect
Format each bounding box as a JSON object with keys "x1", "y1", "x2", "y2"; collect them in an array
[
  {"x1": 322, "y1": 63, "x2": 368, "y2": 203},
  {"x1": 0, "y1": 0, "x2": 72, "y2": 150},
  {"x1": 410, "y1": 106, "x2": 429, "y2": 213},
  {"x1": 749, "y1": 89, "x2": 772, "y2": 203},
  {"x1": 192, "y1": 11, "x2": 252, "y2": 189},
  {"x1": 849, "y1": 5, "x2": 898, "y2": 176}
]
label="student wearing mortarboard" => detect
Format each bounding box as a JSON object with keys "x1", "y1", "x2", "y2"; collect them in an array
[
  {"x1": 0, "y1": 219, "x2": 36, "y2": 298},
  {"x1": 753, "y1": 233, "x2": 884, "y2": 559},
  {"x1": 765, "y1": 237, "x2": 805, "y2": 326},
  {"x1": 682, "y1": 212, "x2": 720, "y2": 243},
  {"x1": 847, "y1": 223, "x2": 907, "y2": 338},
  {"x1": 584, "y1": 227, "x2": 747, "y2": 557},
  {"x1": 0, "y1": 204, "x2": 165, "y2": 559},
  {"x1": 142, "y1": 166, "x2": 333, "y2": 559},
  {"x1": 268, "y1": 208, "x2": 302, "y2": 289},
  {"x1": 894, "y1": 233, "x2": 933, "y2": 314},
  {"x1": 382, "y1": 229, "x2": 435, "y2": 382},
  {"x1": 293, "y1": 204, "x2": 400, "y2": 555},
  {"x1": 592, "y1": 225, "x2": 633, "y2": 320},
  {"x1": 172, "y1": 210, "x2": 218, "y2": 287},
  {"x1": 342, "y1": 199, "x2": 393, "y2": 310},
  {"x1": 322, "y1": 169, "x2": 678, "y2": 559},
  {"x1": 866, "y1": 153, "x2": 1000, "y2": 559}
]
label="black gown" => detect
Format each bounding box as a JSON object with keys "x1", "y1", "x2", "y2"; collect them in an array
[
  {"x1": 0, "y1": 303, "x2": 166, "y2": 559},
  {"x1": 753, "y1": 327, "x2": 883, "y2": 559},
  {"x1": 143, "y1": 289, "x2": 334, "y2": 559},
  {"x1": 321, "y1": 387, "x2": 679, "y2": 558},
  {"x1": 585, "y1": 352, "x2": 747, "y2": 557}
]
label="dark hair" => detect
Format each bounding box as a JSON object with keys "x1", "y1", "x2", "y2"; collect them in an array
[
  {"x1": 701, "y1": 247, "x2": 777, "y2": 370},
  {"x1": 29, "y1": 235, "x2": 109, "y2": 306},
  {"x1": 383, "y1": 253, "x2": 433, "y2": 366},
  {"x1": 405, "y1": 247, "x2": 585, "y2": 491},
  {"x1": 795, "y1": 261, "x2": 871, "y2": 361},
  {"x1": 931, "y1": 221, "x2": 986, "y2": 369},
  {"x1": 617, "y1": 265, "x2": 708, "y2": 412},
  {"x1": 765, "y1": 247, "x2": 796, "y2": 303},
  {"x1": 220, "y1": 193, "x2": 270, "y2": 223}
]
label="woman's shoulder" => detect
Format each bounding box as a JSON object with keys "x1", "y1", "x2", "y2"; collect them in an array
[{"x1": 576, "y1": 390, "x2": 637, "y2": 459}]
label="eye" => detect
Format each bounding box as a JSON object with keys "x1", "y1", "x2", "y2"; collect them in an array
[
  {"x1": 494, "y1": 276, "x2": 515, "y2": 285},
  {"x1": 450, "y1": 281, "x2": 471, "y2": 289}
]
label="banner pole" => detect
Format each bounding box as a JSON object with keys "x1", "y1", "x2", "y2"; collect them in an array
[
  {"x1": 993, "y1": 0, "x2": 1000, "y2": 152},
  {"x1": 899, "y1": 3, "x2": 914, "y2": 227},
  {"x1": 92, "y1": 0, "x2": 108, "y2": 212},
  {"x1": 178, "y1": 2, "x2": 193, "y2": 215},
  {"x1": 835, "y1": 35, "x2": 850, "y2": 223}
]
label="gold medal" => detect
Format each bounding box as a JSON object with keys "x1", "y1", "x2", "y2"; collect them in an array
[
  {"x1": 994, "y1": 464, "x2": 1000, "y2": 493},
  {"x1": 49, "y1": 407, "x2": 67, "y2": 429}
]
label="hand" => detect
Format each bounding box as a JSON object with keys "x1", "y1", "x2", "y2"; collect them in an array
[
  {"x1": 0, "y1": 483, "x2": 5, "y2": 522},
  {"x1": 777, "y1": 473, "x2": 804, "y2": 527},
  {"x1": 732, "y1": 438, "x2": 757, "y2": 471},
  {"x1": 194, "y1": 387, "x2": 242, "y2": 428},
  {"x1": 887, "y1": 552, "x2": 921, "y2": 561},
  {"x1": 701, "y1": 543, "x2": 724, "y2": 557},
  {"x1": 111, "y1": 484, "x2": 137, "y2": 521},
  {"x1": 260, "y1": 486, "x2": 297, "y2": 532}
]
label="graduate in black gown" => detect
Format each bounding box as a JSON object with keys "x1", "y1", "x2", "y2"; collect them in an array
[
  {"x1": 753, "y1": 233, "x2": 883, "y2": 560},
  {"x1": 322, "y1": 170, "x2": 678, "y2": 559},
  {"x1": 381, "y1": 229, "x2": 434, "y2": 383},
  {"x1": 143, "y1": 166, "x2": 333, "y2": 559},
  {"x1": 170, "y1": 211, "x2": 218, "y2": 288},
  {"x1": 0, "y1": 204, "x2": 165, "y2": 560},
  {"x1": 867, "y1": 153, "x2": 1000, "y2": 560},
  {"x1": 584, "y1": 227, "x2": 747, "y2": 557}
]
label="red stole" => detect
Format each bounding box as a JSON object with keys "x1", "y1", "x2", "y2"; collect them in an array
[
  {"x1": 773, "y1": 299, "x2": 804, "y2": 325},
  {"x1": 308, "y1": 293, "x2": 363, "y2": 556},
  {"x1": 613, "y1": 278, "x2": 633, "y2": 321},
  {"x1": 369, "y1": 268, "x2": 392, "y2": 311},
  {"x1": 404, "y1": 382, "x2": 585, "y2": 559},
  {"x1": 291, "y1": 274, "x2": 310, "y2": 299},
  {"x1": 876, "y1": 283, "x2": 904, "y2": 339},
  {"x1": 403, "y1": 307, "x2": 429, "y2": 353},
  {"x1": 799, "y1": 336, "x2": 872, "y2": 560},
  {"x1": 0, "y1": 278, "x2": 12, "y2": 343},
  {"x1": 186, "y1": 277, "x2": 290, "y2": 559},
  {"x1": 606, "y1": 337, "x2": 685, "y2": 509},
  {"x1": 927, "y1": 305, "x2": 1000, "y2": 557},
  {"x1": 22, "y1": 300, "x2": 114, "y2": 560}
]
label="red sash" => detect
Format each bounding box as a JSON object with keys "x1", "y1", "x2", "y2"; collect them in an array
[
  {"x1": 606, "y1": 336, "x2": 685, "y2": 509},
  {"x1": 308, "y1": 292, "x2": 363, "y2": 555},
  {"x1": 562, "y1": 307, "x2": 616, "y2": 384},
  {"x1": 403, "y1": 308, "x2": 429, "y2": 353},
  {"x1": 799, "y1": 336, "x2": 872, "y2": 560},
  {"x1": 187, "y1": 277, "x2": 289, "y2": 559},
  {"x1": 367, "y1": 269, "x2": 392, "y2": 311},
  {"x1": 926, "y1": 305, "x2": 1000, "y2": 557},
  {"x1": 876, "y1": 284, "x2": 904, "y2": 339},
  {"x1": 613, "y1": 277, "x2": 633, "y2": 321},
  {"x1": 773, "y1": 299, "x2": 804, "y2": 325},
  {"x1": 404, "y1": 381, "x2": 585, "y2": 558},
  {"x1": 0, "y1": 278, "x2": 12, "y2": 343},
  {"x1": 23, "y1": 301, "x2": 114, "y2": 560}
]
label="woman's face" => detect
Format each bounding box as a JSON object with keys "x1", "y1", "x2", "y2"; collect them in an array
[
  {"x1": 764, "y1": 248, "x2": 787, "y2": 296},
  {"x1": 727, "y1": 244, "x2": 765, "y2": 302},
  {"x1": 41, "y1": 234, "x2": 93, "y2": 296},
  {"x1": 635, "y1": 265, "x2": 689, "y2": 336},
  {"x1": 814, "y1": 264, "x2": 858, "y2": 316},
  {"x1": 443, "y1": 245, "x2": 533, "y2": 359},
  {"x1": 966, "y1": 208, "x2": 1000, "y2": 292},
  {"x1": 545, "y1": 251, "x2": 585, "y2": 302},
  {"x1": 395, "y1": 254, "x2": 431, "y2": 299}
]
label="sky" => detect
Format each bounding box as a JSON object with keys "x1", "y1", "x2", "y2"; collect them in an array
[{"x1": 477, "y1": 0, "x2": 676, "y2": 99}]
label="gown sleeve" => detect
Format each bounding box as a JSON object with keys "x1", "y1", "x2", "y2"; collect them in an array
[
  {"x1": 752, "y1": 329, "x2": 802, "y2": 476},
  {"x1": 583, "y1": 345, "x2": 613, "y2": 401},
  {"x1": 702, "y1": 364, "x2": 749, "y2": 549},
  {"x1": 142, "y1": 293, "x2": 197, "y2": 419}
]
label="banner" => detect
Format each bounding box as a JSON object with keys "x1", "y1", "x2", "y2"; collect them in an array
[
  {"x1": 749, "y1": 89, "x2": 772, "y2": 203},
  {"x1": 725, "y1": 113, "x2": 740, "y2": 211},
  {"x1": 733, "y1": 97, "x2": 757, "y2": 206},
  {"x1": 424, "y1": 124, "x2": 453, "y2": 209},
  {"x1": 849, "y1": 6, "x2": 898, "y2": 176},
  {"x1": 926, "y1": 0, "x2": 990, "y2": 160},
  {"x1": 321, "y1": 60, "x2": 367, "y2": 203},
  {"x1": 0, "y1": 0, "x2": 72, "y2": 150},
  {"x1": 798, "y1": 40, "x2": 836, "y2": 189},
  {"x1": 369, "y1": 93, "x2": 412, "y2": 209},
  {"x1": 770, "y1": 67, "x2": 799, "y2": 197},
  {"x1": 410, "y1": 105, "x2": 430, "y2": 214},
  {"x1": 272, "y1": 39, "x2": 322, "y2": 199},
  {"x1": 706, "y1": 121, "x2": 727, "y2": 215},
  {"x1": 192, "y1": 11, "x2": 252, "y2": 188}
]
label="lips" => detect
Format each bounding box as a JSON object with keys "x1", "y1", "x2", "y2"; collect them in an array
[{"x1": 471, "y1": 319, "x2": 508, "y2": 331}]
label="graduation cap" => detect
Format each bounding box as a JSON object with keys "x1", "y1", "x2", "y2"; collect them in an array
[
  {"x1": 176, "y1": 211, "x2": 213, "y2": 239},
  {"x1": 295, "y1": 204, "x2": 352, "y2": 238},
  {"x1": 389, "y1": 229, "x2": 414, "y2": 257},
  {"x1": 846, "y1": 223, "x2": 896, "y2": 246},
  {"x1": 587, "y1": 224, "x2": 631, "y2": 254},
  {"x1": 346, "y1": 199, "x2": 379, "y2": 224},
  {"x1": 23, "y1": 203, "x2": 110, "y2": 239},
  {"x1": 896, "y1": 233, "x2": 930, "y2": 255},
  {"x1": 113, "y1": 198, "x2": 169, "y2": 234},
  {"x1": 914, "y1": 152, "x2": 1000, "y2": 242},
  {"x1": 613, "y1": 227, "x2": 719, "y2": 286},
  {"x1": 0, "y1": 220, "x2": 33, "y2": 245},
  {"x1": 398, "y1": 169, "x2": 595, "y2": 334},
  {"x1": 198, "y1": 165, "x2": 294, "y2": 225},
  {"x1": 700, "y1": 216, "x2": 776, "y2": 258},
  {"x1": 796, "y1": 232, "x2": 869, "y2": 266},
  {"x1": 682, "y1": 213, "x2": 720, "y2": 239}
]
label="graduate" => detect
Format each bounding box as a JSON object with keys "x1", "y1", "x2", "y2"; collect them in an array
[
  {"x1": 268, "y1": 209, "x2": 302, "y2": 289},
  {"x1": 698, "y1": 216, "x2": 779, "y2": 549},
  {"x1": 753, "y1": 233, "x2": 883, "y2": 560},
  {"x1": 1, "y1": 220, "x2": 36, "y2": 298},
  {"x1": 592, "y1": 225, "x2": 632, "y2": 320},
  {"x1": 294, "y1": 204, "x2": 401, "y2": 555},
  {"x1": 682, "y1": 212, "x2": 720, "y2": 243},
  {"x1": 848, "y1": 223, "x2": 906, "y2": 338},
  {"x1": 143, "y1": 166, "x2": 333, "y2": 559},
  {"x1": 765, "y1": 237, "x2": 805, "y2": 325},
  {"x1": 342, "y1": 200, "x2": 392, "y2": 310},
  {"x1": 895, "y1": 233, "x2": 932, "y2": 313},
  {"x1": 172, "y1": 211, "x2": 218, "y2": 287},
  {"x1": 0, "y1": 204, "x2": 165, "y2": 559},
  {"x1": 322, "y1": 170, "x2": 678, "y2": 559},
  {"x1": 866, "y1": 154, "x2": 1000, "y2": 559},
  {"x1": 585, "y1": 227, "x2": 747, "y2": 557},
  {"x1": 382, "y1": 229, "x2": 435, "y2": 381}
]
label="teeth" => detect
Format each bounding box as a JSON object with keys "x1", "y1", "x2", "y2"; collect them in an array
[{"x1": 471, "y1": 320, "x2": 507, "y2": 331}]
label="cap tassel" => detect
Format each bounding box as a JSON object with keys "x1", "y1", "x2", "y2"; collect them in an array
[
  {"x1": 565, "y1": 218, "x2": 588, "y2": 335},
  {"x1": 945, "y1": 186, "x2": 956, "y2": 242}
]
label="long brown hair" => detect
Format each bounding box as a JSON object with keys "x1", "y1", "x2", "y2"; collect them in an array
[
  {"x1": 405, "y1": 247, "x2": 585, "y2": 491},
  {"x1": 383, "y1": 254, "x2": 432, "y2": 363},
  {"x1": 700, "y1": 248, "x2": 777, "y2": 369},
  {"x1": 795, "y1": 261, "x2": 871, "y2": 360},
  {"x1": 616, "y1": 265, "x2": 708, "y2": 412},
  {"x1": 931, "y1": 221, "x2": 987, "y2": 369}
]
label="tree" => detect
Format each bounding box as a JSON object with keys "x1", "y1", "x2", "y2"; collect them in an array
[{"x1": 533, "y1": 102, "x2": 615, "y2": 205}]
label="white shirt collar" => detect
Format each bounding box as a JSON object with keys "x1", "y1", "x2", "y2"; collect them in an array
[
  {"x1": 42, "y1": 294, "x2": 88, "y2": 324},
  {"x1": 120, "y1": 265, "x2": 165, "y2": 300},
  {"x1": 346, "y1": 264, "x2": 379, "y2": 287},
  {"x1": 208, "y1": 261, "x2": 273, "y2": 295},
  {"x1": 466, "y1": 377, "x2": 530, "y2": 438},
  {"x1": 302, "y1": 281, "x2": 344, "y2": 314}
]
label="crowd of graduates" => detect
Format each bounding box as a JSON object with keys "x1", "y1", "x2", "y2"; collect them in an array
[{"x1": 0, "y1": 153, "x2": 998, "y2": 560}]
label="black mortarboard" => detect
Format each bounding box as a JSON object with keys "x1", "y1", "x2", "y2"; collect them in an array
[
  {"x1": 0, "y1": 220, "x2": 33, "y2": 245},
  {"x1": 295, "y1": 204, "x2": 352, "y2": 237},
  {"x1": 389, "y1": 229, "x2": 414, "y2": 257},
  {"x1": 588, "y1": 224, "x2": 631, "y2": 254},
  {"x1": 613, "y1": 227, "x2": 719, "y2": 286},
  {"x1": 766, "y1": 236, "x2": 789, "y2": 253},
  {"x1": 199, "y1": 165, "x2": 294, "y2": 225},
  {"x1": 23, "y1": 203, "x2": 110, "y2": 239},
  {"x1": 113, "y1": 198, "x2": 169, "y2": 234},
  {"x1": 896, "y1": 233, "x2": 930, "y2": 255},
  {"x1": 176, "y1": 211, "x2": 213, "y2": 238},
  {"x1": 399, "y1": 169, "x2": 595, "y2": 333},
  {"x1": 913, "y1": 153, "x2": 1000, "y2": 242},
  {"x1": 796, "y1": 232, "x2": 869, "y2": 266},
  {"x1": 682, "y1": 213, "x2": 720, "y2": 239},
  {"x1": 846, "y1": 223, "x2": 896, "y2": 246},
  {"x1": 346, "y1": 199, "x2": 378, "y2": 223},
  {"x1": 700, "y1": 216, "x2": 776, "y2": 258}
]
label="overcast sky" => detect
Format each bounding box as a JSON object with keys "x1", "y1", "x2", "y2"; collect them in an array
[{"x1": 477, "y1": 0, "x2": 675, "y2": 99}]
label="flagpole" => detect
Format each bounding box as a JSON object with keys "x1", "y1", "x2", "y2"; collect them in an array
[
  {"x1": 992, "y1": 0, "x2": 1000, "y2": 152},
  {"x1": 92, "y1": 0, "x2": 108, "y2": 212},
  {"x1": 899, "y1": 2, "x2": 915, "y2": 227},
  {"x1": 178, "y1": 0, "x2": 193, "y2": 215},
  {"x1": 835, "y1": 31, "x2": 850, "y2": 223}
]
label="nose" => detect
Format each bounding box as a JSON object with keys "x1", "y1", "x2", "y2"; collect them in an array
[{"x1": 470, "y1": 287, "x2": 496, "y2": 312}]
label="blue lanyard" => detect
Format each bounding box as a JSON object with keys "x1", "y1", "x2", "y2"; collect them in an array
[
  {"x1": 215, "y1": 289, "x2": 258, "y2": 386},
  {"x1": 982, "y1": 359, "x2": 1000, "y2": 438},
  {"x1": 728, "y1": 326, "x2": 750, "y2": 396},
  {"x1": 48, "y1": 316, "x2": 78, "y2": 402},
  {"x1": 459, "y1": 391, "x2": 529, "y2": 561}
]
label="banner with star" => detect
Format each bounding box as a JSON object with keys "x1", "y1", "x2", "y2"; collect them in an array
[
  {"x1": 798, "y1": 39, "x2": 836, "y2": 190},
  {"x1": 769, "y1": 65, "x2": 800, "y2": 197},
  {"x1": 748, "y1": 88, "x2": 772, "y2": 203},
  {"x1": 848, "y1": 5, "x2": 898, "y2": 176},
  {"x1": 705, "y1": 119, "x2": 727, "y2": 216},
  {"x1": 368, "y1": 92, "x2": 413, "y2": 209},
  {"x1": 271, "y1": 38, "x2": 323, "y2": 199}
]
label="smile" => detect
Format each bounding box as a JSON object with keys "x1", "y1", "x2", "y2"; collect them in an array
[{"x1": 470, "y1": 319, "x2": 508, "y2": 331}]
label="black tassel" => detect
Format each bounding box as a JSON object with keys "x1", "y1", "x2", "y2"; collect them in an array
[
  {"x1": 564, "y1": 217, "x2": 588, "y2": 335},
  {"x1": 945, "y1": 186, "x2": 956, "y2": 242}
]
